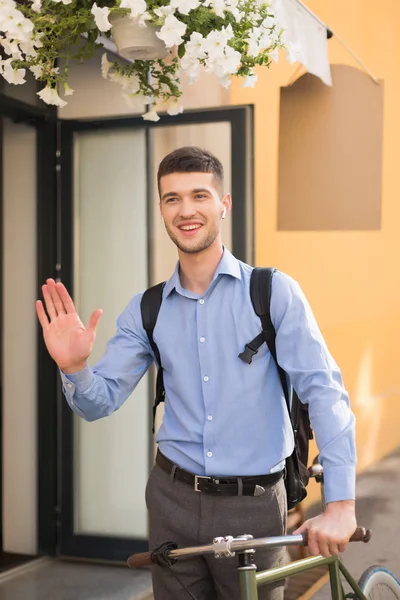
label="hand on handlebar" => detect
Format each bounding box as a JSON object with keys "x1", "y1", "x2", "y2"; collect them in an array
[{"x1": 294, "y1": 500, "x2": 357, "y2": 558}]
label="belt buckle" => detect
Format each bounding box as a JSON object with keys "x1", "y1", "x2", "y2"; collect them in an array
[{"x1": 194, "y1": 474, "x2": 209, "y2": 492}]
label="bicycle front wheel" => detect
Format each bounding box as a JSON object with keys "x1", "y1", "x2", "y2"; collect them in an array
[{"x1": 358, "y1": 566, "x2": 400, "y2": 600}]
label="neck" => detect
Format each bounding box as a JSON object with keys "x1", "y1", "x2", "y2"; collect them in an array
[{"x1": 178, "y1": 239, "x2": 224, "y2": 296}]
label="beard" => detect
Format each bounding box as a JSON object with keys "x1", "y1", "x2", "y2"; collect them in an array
[{"x1": 164, "y1": 221, "x2": 220, "y2": 255}]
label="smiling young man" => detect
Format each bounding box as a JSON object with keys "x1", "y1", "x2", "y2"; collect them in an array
[{"x1": 36, "y1": 146, "x2": 357, "y2": 600}]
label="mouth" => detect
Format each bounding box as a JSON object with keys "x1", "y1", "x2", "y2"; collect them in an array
[{"x1": 177, "y1": 223, "x2": 203, "y2": 238}]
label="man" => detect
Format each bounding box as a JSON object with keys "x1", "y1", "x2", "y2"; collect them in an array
[{"x1": 36, "y1": 146, "x2": 357, "y2": 600}]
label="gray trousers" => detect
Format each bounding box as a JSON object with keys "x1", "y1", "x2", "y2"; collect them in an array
[{"x1": 146, "y1": 463, "x2": 287, "y2": 600}]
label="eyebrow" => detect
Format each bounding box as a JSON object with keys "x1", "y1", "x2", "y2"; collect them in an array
[{"x1": 161, "y1": 188, "x2": 212, "y2": 201}]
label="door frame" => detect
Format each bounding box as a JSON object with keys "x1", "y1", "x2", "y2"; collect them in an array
[
  {"x1": 58, "y1": 105, "x2": 254, "y2": 561},
  {"x1": 0, "y1": 90, "x2": 58, "y2": 556}
]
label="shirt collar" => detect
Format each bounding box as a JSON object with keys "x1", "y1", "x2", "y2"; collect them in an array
[{"x1": 163, "y1": 248, "x2": 241, "y2": 298}]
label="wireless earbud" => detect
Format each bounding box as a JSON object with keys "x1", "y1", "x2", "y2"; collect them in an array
[{"x1": 222, "y1": 208, "x2": 227, "y2": 219}]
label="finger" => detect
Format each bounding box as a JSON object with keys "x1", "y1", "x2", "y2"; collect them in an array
[
  {"x1": 47, "y1": 279, "x2": 66, "y2": 316},
  {"x1": 87, "y1": 309, "x2": 103, "y2": 333},
  {"x1": 317, "y1": 537, "x2": 331, "y2": 558},
  {"x1": 42, "y1": 284, "x2": 57, "y2": 321},
  {"x1": 338, "y1": 543, "x2": 347, "y2": 553},
  {"x1": 36, "y1": 300, "x2": 50, "y2": 331},
  {"x1": 293, "y1": 522, "x2": 308, "y2": 535},
  {"x1": 55, "y1": 282, "x2": 77, "y2": 314},
  {"x1": 328, "y1": 543, "x2": 340, "y2": 557},
  {"x1": 307, "y1": 531, "x2": 320, "y2": 557}
]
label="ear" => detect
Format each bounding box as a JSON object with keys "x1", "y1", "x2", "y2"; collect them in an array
[{"x1": 221, "y1": 194, "x2": 232, "y2": 219}]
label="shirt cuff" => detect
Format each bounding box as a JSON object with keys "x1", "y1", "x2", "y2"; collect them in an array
[
  {"x1": 323, "y1": 464, "x2": 356, "y2": 504},
  {"x1": 60, "y1": 365, "x2": 95, "y2": 395}
]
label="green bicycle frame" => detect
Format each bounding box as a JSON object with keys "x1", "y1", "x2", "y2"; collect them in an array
[{"x1": 238, "y1": 554, "x2": 369, "y2": 600}]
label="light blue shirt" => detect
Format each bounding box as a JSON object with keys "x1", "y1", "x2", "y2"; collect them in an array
[{"x1": 61, "y1": 249, "x2": 356, "y2": 503}]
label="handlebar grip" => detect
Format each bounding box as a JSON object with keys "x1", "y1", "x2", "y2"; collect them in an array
[
  {"x1": 127, "y1": 551, "x2": 153, "y2": 569},
  {"x1": 302, "y1": 526, "x2": 371, "y2": 546}
]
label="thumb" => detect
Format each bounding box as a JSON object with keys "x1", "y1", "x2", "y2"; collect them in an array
[
  {"x1": 293, "y1": 520, "x2": 310, "y2": 535},
  {"x1": 87, "y1": 309, "x2": 103, "y2": 333}
]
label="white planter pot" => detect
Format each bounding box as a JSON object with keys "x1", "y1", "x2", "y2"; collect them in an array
[{"x1": 110, "y1": 14, "x2": 169, "y2": 61}]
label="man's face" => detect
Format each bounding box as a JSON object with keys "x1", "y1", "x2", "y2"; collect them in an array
[{"x1": 159, "y1": 171, "x2": 231, "y2": 255}]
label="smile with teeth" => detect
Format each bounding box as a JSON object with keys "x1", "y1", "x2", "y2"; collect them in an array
[{"x1": 179, "y1": 224, "x2": 202, "y2": 231}]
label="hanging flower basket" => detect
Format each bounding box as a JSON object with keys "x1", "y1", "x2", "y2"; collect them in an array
[
  {"x1": 109, "y1": 13, "x2": 168, "y2": 60},
  {"x1": 1, "y1": 0, "x2": 285, "y2": 119}
]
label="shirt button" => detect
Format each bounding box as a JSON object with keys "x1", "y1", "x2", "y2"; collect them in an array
[
  {"x1": 207, "y1": 451, "x2": 213, "y2": 458},
  {"x1": 203, "y1": 376, "x2": 209, "y2": 382},
  {"x1": 207, "y1": 415, "x2": 213, "y2": 421},
  {"x1": 67, "y1": 383, "x2": 73, "y2": 389},
  {"x1": 200, "y1": 337, "x2": 205, "y2": 343},
  {"x1": 199, "y1": 299, "x2": 205, "y2": 305}
]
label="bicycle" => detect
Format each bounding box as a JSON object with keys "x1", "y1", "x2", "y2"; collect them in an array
[{"x1": 127, "y1": 463, "x2": 400, "y2": 600}]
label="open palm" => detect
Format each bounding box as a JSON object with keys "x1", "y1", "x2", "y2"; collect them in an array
[{"x1": 36, "y1": 279, "x2": 102, "y2": 373}]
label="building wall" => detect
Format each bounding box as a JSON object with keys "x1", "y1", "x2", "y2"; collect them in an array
[{"x1": 230, "y1": 0, "x2": 400, "y2": 504}]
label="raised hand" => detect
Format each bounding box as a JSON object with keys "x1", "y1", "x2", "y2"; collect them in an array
[{"x1": 36, "y1": 279, "x2": 102, "y2": 374}]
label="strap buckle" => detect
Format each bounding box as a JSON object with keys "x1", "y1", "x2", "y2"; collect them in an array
[
  {"x1": 238, "y1": 344, "x2": 258, "y2": 364},
  {"x1": 194, "y1": 474, "x2": 210, "y2": 492}
]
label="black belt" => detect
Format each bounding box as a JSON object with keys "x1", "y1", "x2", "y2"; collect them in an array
[{"x1": 156, "y1": 450, "x2": 284, "y2": 497}]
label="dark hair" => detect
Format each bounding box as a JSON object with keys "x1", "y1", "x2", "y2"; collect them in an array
[{"x1": 157, "y1": 146, "x2": 224, "y2": 196}]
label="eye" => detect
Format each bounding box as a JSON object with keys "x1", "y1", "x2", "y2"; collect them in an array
[
  {"x1": 195, "y1": 194, "x2": 207, "y2": 200},
  {"x1": 165, "y1": 197, "x2": 178, "y2": 203}
]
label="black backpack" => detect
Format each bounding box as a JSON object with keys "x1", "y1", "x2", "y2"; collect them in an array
[{"x1": 141, "y1": 267, "x2": 312, "y2": 510}]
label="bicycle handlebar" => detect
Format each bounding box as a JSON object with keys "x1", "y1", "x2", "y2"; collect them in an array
[{"x1": 127, "y1": 527, "x2": 371, "y2": 569}]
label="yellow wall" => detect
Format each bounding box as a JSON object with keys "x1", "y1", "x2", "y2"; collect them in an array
[{"x1": 230, "y1": 0, "x2": 400, "y2": 505}]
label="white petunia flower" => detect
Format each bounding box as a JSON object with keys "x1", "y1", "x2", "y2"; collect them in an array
[
  {"x1": 2, "y1": 9, "x2": 23, "y2": 34},
  {"x1": 108, "y1": 70, "x2": 140, "y2": 94},
  {"x1": 37, "y1": 85, "x2": 67, "y2": 107},
  {"x1": 181, "y1": 55, "x2": 201, "y2": 83},
  {"x1": 202, "y1": 30, "x2": 228, "y2": 60},
  {"x1": 63, "y1": 82, "x2": 74, "y2": 96},
  {"x1": 2, "y1": 60, "x2": 26, "y2": 84},
  {"x1": 154, "y1": 5, "x2": 175, "y2": 18},
  {"x1": 142, "y1": 106, "x2": 160, "y2": 121},
  {"x1": 1, "y1": 38, "x2": 22, "y2": 58},
  {"x1": 210, "y1": 0, "x2": 225, "y2": 18},
  {"x1": 242, "y1": 73, "x2": 258, "y2": 88},
  {"x1": 170, "y1": 0, "x2": 200, "y2": 16},
  {"x1": 156, "y1": 14, "x2": 186, "y2": 47},
  {"x1": 19, "y1": 38, "x2": 37, "y2": 57},
  {"x1": 31, "y1": 0, "x2": 41, "y2": 11},
  {"x1": 167, "y1": 99, "x2": 183, "y2": 115},
  {"x1": 120, "y1": 0, "x2": 147, "y2": 19},
  {"x1": 211, "y1": 45, "x2": 241, "y2": 77},
  {"x1": 138, "y1": 11, "x2": 151, "y2": 26},
  {"x1": 101, "y1": 53, "x2": 113, "y2": 79},
  {"x1": 217, "y1": 74, "x2": 232, "y2": 88},
  {"x1": 184, "y1": 32, "x2": 205, "y2": 59},
  {"x1": 29, "y1": 64, "x2": 43, "y2": 79},
  {"x1": 246, "y1": 28, "x2": 262, "y2": 57},
  {"x1": 91, "y1": 3, "x2": 112, "y2": 32},
  {"x1": 52, "y1": 0, "x2": 73, "y2": 4}
]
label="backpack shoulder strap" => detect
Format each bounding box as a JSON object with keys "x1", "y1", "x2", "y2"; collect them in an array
[
  {"x1": 140, "y1": 281, "x2": 166, "y2": 433},
  {"x1": 141, "y1": 282, "x2": 166, "y2": 364},
  {"x1": 239, "y1": 268, "x2": 291, "y2": 414}
]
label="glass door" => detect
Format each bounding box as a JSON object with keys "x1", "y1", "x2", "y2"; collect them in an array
[{"x1": 59, "y1": 106, "x2": 253, "y2": 561}]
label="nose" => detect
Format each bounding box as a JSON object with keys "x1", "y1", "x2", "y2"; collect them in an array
[{"x1": 179, "y1": 198, "x2": 197, "y2": 219}]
